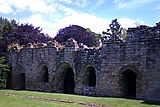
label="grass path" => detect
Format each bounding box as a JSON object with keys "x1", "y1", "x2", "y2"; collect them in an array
[
  {"x1": 0, "y1": 90, "x2": 160, "y2": 107},
  {"x1": 0, "y1": 92, "x2": 108, "y2": 107}
]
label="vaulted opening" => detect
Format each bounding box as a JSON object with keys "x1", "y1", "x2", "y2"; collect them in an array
[
  {"x1": 86, "y1": 66, "x2": 96, "y2": 87},
  {"x1": 19, "y1": 73, "x2": 25, "y2": 90},
  {"x1": 6, "y1": 65, "x2": 12, "y2": 89},
  {"x1": 122, "y1": 70, "x2": 136, "y2": 98},
  {"x1": 63, "y1": 67, "x2": 75, "y2": 94},
  {"x1": 41, "y1": 65, "x2": 49, "y2": 82}
]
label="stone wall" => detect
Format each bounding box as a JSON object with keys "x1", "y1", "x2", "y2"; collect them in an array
[{"x1": 8, "y1": 25, "x2": 160, "y2": 101}]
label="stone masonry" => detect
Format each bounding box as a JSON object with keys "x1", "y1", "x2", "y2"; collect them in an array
[{"x1": 8, "y1": 25, "x2": 160, "y2": 101}]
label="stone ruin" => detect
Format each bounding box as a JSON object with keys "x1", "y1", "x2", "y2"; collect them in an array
[{"x1": 7, "y1": 22, "x2": 160, "y2": 102}]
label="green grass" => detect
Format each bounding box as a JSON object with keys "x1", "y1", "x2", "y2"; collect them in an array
[
  {"x1": 0, "y1": 89, "x2": 160, "y2": 107},
  {"x1": 0, "y1": 95, "x2": 84, "y2": 107}
]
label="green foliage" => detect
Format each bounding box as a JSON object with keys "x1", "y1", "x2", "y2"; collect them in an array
[
  {"x1": 0, "y1": 33, "x2": 9, "y2": 88},
  {"x1": 0, "y1": 17, "x2": 15, "y2": 35},
  {"x1": 0, "y1": 57, "x2": 9, "y2": 88},
  {"x1": 54, "y1": 25, "x2": 100, "y2": 47},
  {"x1": 103, "y1": 19, "x2": 128, "y2": 40},
  {"x1": 0, "y1": 17, "x2": 17, "y2": 52},
  {"x1": 86, "y1": 28, "x2": 102, "y2": 46},
  {"x1": 0, "y1": 17, "x2": 52, "y2": 52}
]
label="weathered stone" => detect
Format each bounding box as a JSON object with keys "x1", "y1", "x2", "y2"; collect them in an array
[{"x1": 7, "y1": 25, "x2": 160, "y2": 102}]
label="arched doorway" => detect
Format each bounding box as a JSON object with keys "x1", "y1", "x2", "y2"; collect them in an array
[
  {"x1": 41, "y1": 65, "x2": 49, "y2": 83},
  {"x1": 19, "y1": 73, "x2": 25, "y2": 90},
  {"x1": 122, "y1": 70, "x2": 136, "y2": 98},
  {"x1": 63, "y1": 67, "x2": 75, "y2": 94},
  {"x1": 38, "y1": 65, "x2": 49, "y2": 83},
  {"x1": 16, "y1": 65, "x2": 25, "y2": 90},
  {"x1": 85, "y1": 66, "x2": 96, "y2": 87}
]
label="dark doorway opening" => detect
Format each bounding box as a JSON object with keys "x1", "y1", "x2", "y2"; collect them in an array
[
  {"x1": 88, "y1": 67, "x2": 96, "y2": 87},
  {"x1": 19, "y1": 73, "x2": 25, "y2": 90},
  {"x1": 6, "y1": 65, "x2": 12, "y2": 89},
  {"x1": 63, "y1": 67, "x2": 75, "y2": 94},
  {"x1": 122, "y1": 70, "x2": 136, "y2": 98},
  {"x1": 42, "y1": 66, "x2": 49, "y2": 83}
]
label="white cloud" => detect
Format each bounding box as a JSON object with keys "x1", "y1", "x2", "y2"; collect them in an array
[
  {"x1": 74, "y1": 0, "x2": 89, "y2": 7},
  {"x1": 113, "y1": 0, "x2": 158, "y2": 9},
  {"x1": 0, "y1": 0, "x2": 58, "y2": 14},
  {"x1": 0, "y1": 3, "x2": 13, "y2": 14},
  {"x1": 28, "y1": 0, "x2": 57, "y2": 14},
  {"x1": 118, "y1": 18, "x2": 145, "y2": 28},
  {"x1": 118, "y1": 18, "x2": 137, "y2": 28},
  {"x1": 0, "y1": 0, "x2": 89, "y2": 15},
  {"x1": 113, "y1": 0, "x2": 128, "y2": 8},
  {"x1": 8, "y1": 0, "x2": 28, "y2": 11},
  {"x1": 20, "y1": 14, "x2": 56, "y2": 36},
  {"x1": 19, "y1": 12, "x2": 144, "y2": 38},
  {"x1": 56, "y1": 0, "x2": 89, "y2": 7},
  {"x1": 58, "y1": 5, "x2": 77, "y2": 15},
  {"x1": 54, "y1": 13, "x2": 110, "y2": 34},
  {"x1": 118, "y1": 2, "x2": 127, "y2": 8},
  {"x1": 0, "y1": 0, "x2": 145, "y2": 38},
  {"x1": 19, "y1": 12, "x2": 110, "y2": 37}
]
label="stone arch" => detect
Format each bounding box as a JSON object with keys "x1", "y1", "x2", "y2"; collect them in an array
[
  {"x1": 38, "y1": 64, "x2": 49, "y2": 83},
  {"x1": 15, "y1": 65, "x2": 26, "y2": 90},
  {"x1": 83, "y1": 65, "x2": 96, "y2": 87},
  {"x1": 119, "y1": 65, "x2": 141, "y2": 98},
  {"x1": 54, "y1": 62, "x2": 75, "y2": 94}
]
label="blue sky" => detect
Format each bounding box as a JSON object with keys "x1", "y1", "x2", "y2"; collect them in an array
[{"x1": 0, "y1": 0, "x2": 160, "y2": 37}]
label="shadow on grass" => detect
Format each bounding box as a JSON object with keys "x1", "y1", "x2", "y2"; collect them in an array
[{"x1": 141, "y1": 100, "x2": 160, "y2": 106}]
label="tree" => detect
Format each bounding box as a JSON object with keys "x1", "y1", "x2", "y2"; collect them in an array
[
  {"x1": 0, "y1": 17, "x2": 17, "y2": 52},
  {"x1": 7, "y1": 23, "x2": 52, "y2": 46},
  {"x1": 86, "y1": 28, "x2": 101, "y2": 46},
  {"x1": 54, "y1": 25, "x2": 98, "y2": 47},
  {"x1": 0, "y1": 17, "x2": 52, "y2": 53},
  {"x1": 103, "y1": 19, "x2": 121, "y2": 36},
  {"x1": 0, "y1": 35, "x2": 9, "y2": 88},
  {"x1": 102, "y1": 19, "x2": 128, "y2": 40},
  {"x1": 0, "y1": 57, "x2": 9, "y2": 88}
]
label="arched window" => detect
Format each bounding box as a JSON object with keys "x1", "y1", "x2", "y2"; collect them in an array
[{"x1": 85, "y1": 66, "x2": 96, "y2": 87}]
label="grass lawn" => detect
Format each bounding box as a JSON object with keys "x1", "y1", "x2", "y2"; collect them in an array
[{"x1": 0, "y1": 89, "x2": 160, "y2": 107}]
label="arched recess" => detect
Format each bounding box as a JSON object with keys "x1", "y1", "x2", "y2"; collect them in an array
[
  {"x1": 39, "y1": 65, "x2": 49, "y2": 83},
  {"x1": 63, "y1": 67, "x2": 75, "y2": 94},
  {"x1": 54, "y1": 62, "x2": 75, "y2": 94},
  {"x1": 15, "y1": 65, "x2": 26, "y2": 90},
  {"x1": 122, "y1": 70, "x2": 136, "y2": 97},
  {"x1": 83, "y1": 66, "x2": 96, "y2": 87},
  {"x1": 119, "y1": 65, "x2": 141, "y2": 98},
  {"x1": 6, "y1": 64, "x2": 12, "y2": 88}
]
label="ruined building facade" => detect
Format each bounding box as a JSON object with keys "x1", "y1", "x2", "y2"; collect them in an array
[{"x1": 8, "y1": 25, "x2": 160, "y2": 101}]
